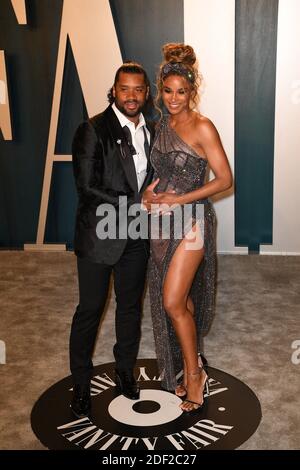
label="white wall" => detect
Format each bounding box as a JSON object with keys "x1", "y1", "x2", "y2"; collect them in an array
[
  {"x1": 184, "y1": 0, "x2": 247, "y2": 254},
  {"x1": 185, "y1": 0, "x2": 300, "y2": 255}
]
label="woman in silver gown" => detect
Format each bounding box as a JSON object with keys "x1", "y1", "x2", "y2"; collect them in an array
[{"x1": 143, "y1": 44, "x2": 232, "y2": 412}]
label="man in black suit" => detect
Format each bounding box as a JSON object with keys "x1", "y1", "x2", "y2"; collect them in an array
[{"x1": 70, "y1": 62, "x2": 155, "y2": 418}]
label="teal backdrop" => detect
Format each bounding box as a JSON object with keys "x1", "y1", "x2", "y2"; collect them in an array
[
  {"x1": 0, "y1": 0, "x2": 183, "y2": 248},
  {"x1": 0, "y1": 0, "x2": 280, "y2": 253},
  {"x1": 235, "y1": 0, "x2": 278, "y2": 252}
]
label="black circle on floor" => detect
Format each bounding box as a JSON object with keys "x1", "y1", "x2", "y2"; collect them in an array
[
  {"x1": 132, "y1": 400, "x2": 161, "y2": 414},
  {"x1": 31, "y1": 359, "x2": 262, "y2": 450}
]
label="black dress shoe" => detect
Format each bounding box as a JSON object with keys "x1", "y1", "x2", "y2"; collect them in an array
[
  {"x1": 70, "y1": 383, "x2": 91, "y2": 418},
  {"x1": 115, "y1": 369, "x2": 140, "y2": 400}
]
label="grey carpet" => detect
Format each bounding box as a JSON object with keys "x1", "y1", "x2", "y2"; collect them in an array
[{"x1": 0, "y1": 251, "x2": 299, "y2": 449}]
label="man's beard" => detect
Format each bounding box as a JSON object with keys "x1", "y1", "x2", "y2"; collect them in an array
[{"x1": 114, "y1": 99, "x2": 144, "y2": 118}]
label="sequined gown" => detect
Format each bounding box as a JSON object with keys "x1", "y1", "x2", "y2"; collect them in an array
[{"x1": 149, "y1": 117, "x2": 217, "y2": 391}]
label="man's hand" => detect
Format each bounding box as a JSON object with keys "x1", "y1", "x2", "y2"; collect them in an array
[{"x1": 141, "y1": 179, "x2": 160, "y2": 212}]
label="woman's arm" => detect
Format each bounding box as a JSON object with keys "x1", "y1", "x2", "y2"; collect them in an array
[{"x1": 178, "y1": 118, "x2": 232, "y2": 204}]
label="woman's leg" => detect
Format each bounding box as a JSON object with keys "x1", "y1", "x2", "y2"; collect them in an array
[
  {"x1": 175, "y1": 296, "x2": 194, "y2": 396},
  {"x1": 163, "y1": 223, "x2": 207, "y2": 410}
]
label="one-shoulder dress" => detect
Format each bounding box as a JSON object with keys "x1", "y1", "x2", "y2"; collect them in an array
[{"x1": 148, "y1": 117, "x2": 217, "y2": 391}]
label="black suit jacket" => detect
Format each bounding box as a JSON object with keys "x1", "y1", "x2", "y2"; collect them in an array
[{"x1": 72, "y1": 105, "x2": 154, "y2": 265}]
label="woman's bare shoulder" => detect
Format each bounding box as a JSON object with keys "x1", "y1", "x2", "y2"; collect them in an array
[
  {"x1": 193, "y1": 113, "x2": 215, "y2": 130},
  {"x1": 193, "y1": 113, "x2": 219, "y2": 141}
]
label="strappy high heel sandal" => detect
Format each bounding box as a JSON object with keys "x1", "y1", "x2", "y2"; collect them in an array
[
  {"x1": 175, "y1": 353, "x2": 208, "y2": 398},
  {"x1": 180, "y1": 365, "x2": 210, "y2": 413}
]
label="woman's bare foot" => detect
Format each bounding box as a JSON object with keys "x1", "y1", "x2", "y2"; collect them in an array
[
  {"x1": 175, "y1": 382, "x2": 186, "y2": 397},
  {"x1": 175, "y1": 359, "x2": 187, "y2": 397},
  {"x1": 180, "y1": 367, "x2": 208, "y2": 412},
  {"x1": 176, "y1": 353, "x2": 207, "y2": 398}
]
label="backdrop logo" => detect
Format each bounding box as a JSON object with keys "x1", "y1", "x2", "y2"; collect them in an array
[
  {"x1": 31, "y1": 359, "x2": 261, "y2": 450},
  {"x1": 0, "y1": 51, "x2": 12, "y2": 140},
  {"x1": 24, "y1": 0, "x2": 122, "y2": 251},
  {"x1": 0, "y1": 80, "x2": 6, "y2": 104}
]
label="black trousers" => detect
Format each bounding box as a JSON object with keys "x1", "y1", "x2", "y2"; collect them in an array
[{"x1": 69, "y1": 238, "x2": 149, "y2": 385}]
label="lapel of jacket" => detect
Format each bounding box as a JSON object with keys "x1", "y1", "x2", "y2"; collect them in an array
[
  {"x1": 139, "y1": 120, "x2": 155, "y2": 193},
  {"x1": 104, "y1": 106, "x2": 138, "y2": 193},
  {"x1": 145, "y1": 119, "x2": 155, "y2": 152}
]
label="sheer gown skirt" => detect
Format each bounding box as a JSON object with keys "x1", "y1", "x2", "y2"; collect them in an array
[{"x1": 149, "y1": 201, "x2": 216, "y2": 391}]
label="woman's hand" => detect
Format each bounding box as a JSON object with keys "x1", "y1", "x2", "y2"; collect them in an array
[
  {"x1": 142, "y1": 180, "x2": 180, "y2": 214},
  {"x1": 154, "y1": 191, "x2": 179, "y2": 205},
  {"x1": 149, "y1": 190, "x2": 180, "y2": 215}
]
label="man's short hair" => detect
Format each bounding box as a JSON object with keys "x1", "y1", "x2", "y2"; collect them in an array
[{"x1": 107, "y1": 61, "x2": 151, "y2": 104}]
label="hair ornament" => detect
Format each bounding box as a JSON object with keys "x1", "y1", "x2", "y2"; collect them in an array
[{"x1": 161, "y1": 62, "x2": 195, "y2": 83}]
